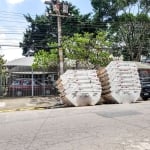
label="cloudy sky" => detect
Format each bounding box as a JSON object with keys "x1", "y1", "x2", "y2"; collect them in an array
[{"x1": 0, "y1": 0, "x2": 93, "y2": 61}]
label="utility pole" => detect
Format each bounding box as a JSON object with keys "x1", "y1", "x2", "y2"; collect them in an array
[
  {"x1": 44, "y1": 0, "x2": 69, "y2": 75},
  {"x1": 57, "y1": 10, "x2": 63, "y2": 75}
]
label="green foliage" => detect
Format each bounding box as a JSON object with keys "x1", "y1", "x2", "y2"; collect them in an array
[
  {"x1": 91, "y1": 0, "x2": 137, "y2": 23},
  {"x1": 62, "y1": 31, "x2": 112, "y2": 67},
  {"x1": 32, "y1": 48, "x2": 58, "y2": 70},
  {"x1": 20, "y1": 2, "x2": 96, "y2": 56},
  {"x1": 91, "y1": 0, "x2": 150, "y2": 61},
  {"x1": 20, "y1": 0, "x2": 150, "y2": 64},
  {"x1": 0, "y1": 55, "x2": 5, "y2": 66},
  {"x1": 111, "y1": 13, "x2": 150, "y2": 61},
  {"x1": 20, "y1": 14, "x2": 54, "y2": 55},
  {"x1": 0, "y1": 55, "x2": 6, "y2": 90},
  {"x1": 140, "y1": 0, "x2": 150, "y2": 14},
  {"x1": 0, "y1": 55, "x2": 6, "y2": 73}
]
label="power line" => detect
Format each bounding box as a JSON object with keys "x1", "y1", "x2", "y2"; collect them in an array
[
  {"x1": 0, "y1": 10, "x2": 37, "y2": 17},
  {"x1": 0, "y1": 19, "x2": 27, "y2": 23},
  {"x1": 0, "y1": 10, "x2": 149, "y2": 27},
  {"x1": 0, "y1": 44, "x2": 20, "y2": 47}
]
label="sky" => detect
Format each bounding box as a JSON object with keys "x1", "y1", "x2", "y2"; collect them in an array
[{"x1": 0, "y1": 0, "x2": 93, "y2": 61}]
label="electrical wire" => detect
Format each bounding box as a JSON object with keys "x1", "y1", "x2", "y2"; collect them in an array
[{"x1": 0, "y1": 10, "x2": 149, "y2": 49}]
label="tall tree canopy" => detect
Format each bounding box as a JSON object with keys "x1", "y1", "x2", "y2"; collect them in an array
[
  {"x1": 20, "y1": 2, "x2": 96, "y2": 56},
  {"x1": 20, "y1": 0, "x2": 150, "y2": 63},
  {"x1": 20, "y1": 14, "x2": 51, "y2": 56},
  {"x1": 110, "y1": 13, "x2": 150, "y2": 61},
  {"x1": 90, "y1": 0, "x2": 150, "y2": 61},
  {"x1": 91, "y1": 0, "x2": 137, "y2": 23}
]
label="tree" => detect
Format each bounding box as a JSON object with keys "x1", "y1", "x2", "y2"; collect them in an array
[
  {"x1": 91, "y1": 0, "x2": 137, "y2": 23},
  {"x1": 0, "y1": 55, "x2": 6, "y2": 96},
  {"x1": 138, "y1": 0, "x2": 150, "y2": 14},
  {"x1": 111, "y1": 13, "x2": 150, "y2": 61},
  {"x1": 0, "y1": 55, "x2": 5, "y2": 73},
  {"x1": 20, "y1": 14, "x2": 56, "y2": 56},
  {"x1": 20, "y1": 2, "x2": 96, "y2": 56},
  {"x1": 32, "y1": 45, "x2": 58, "y2": 71},
  {"x1": 62, "y1": 31, "x2": 112, "y2": 68},
  {"x1": 0, "y1": 55, "x2": 6, "y2": 66}
]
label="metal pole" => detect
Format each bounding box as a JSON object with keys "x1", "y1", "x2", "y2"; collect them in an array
[{"x1": 31, "y1": 67, "x2": 34, "y2": 97}]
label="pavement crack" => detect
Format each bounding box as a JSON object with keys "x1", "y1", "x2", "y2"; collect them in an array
[{"x1": 25, "y1": 114, "x2": 49, "y2": 150}]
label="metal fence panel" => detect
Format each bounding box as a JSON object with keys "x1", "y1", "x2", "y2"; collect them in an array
[{"x1": 0, "y1": 72, "x2": 58, "y2": 98}]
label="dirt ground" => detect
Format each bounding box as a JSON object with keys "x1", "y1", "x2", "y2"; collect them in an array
[{"x1": 0, "y1": 96, "x2": 65, "y2": 111}]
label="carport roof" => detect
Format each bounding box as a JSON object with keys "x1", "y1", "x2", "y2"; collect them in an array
[
  {"x1": 135, "y1": 62, "x2": 150, "y2": 69},
  {"x1": 4, "y1": 57, "x2": 34, "y2": 67}
]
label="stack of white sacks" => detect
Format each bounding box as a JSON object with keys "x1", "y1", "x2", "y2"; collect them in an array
[
  {"x1": 98, "y1": 61, "x2": 141, "y2": 103},
  {"x1": 56, "y1": 70, "x2": 102, "y2": 106}
]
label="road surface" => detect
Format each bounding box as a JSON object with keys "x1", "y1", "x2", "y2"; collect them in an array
[{"x1": 0, "y1": 101, "x2": 150, "y2": 150}]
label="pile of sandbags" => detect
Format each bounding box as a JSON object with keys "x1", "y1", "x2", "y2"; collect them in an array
[
  {"x1": 56, "y1": 70, "x2": 102, "y2": 106},
  {"x1": 97, "y1": 61, "x2": 141, "y2": 104}
]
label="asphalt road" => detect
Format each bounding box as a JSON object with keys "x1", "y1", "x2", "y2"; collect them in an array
[{"x1": 0, "y1": 101, "x2": 150, "y2": 150}]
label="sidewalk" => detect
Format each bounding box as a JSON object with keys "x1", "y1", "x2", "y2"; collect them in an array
[
  {"x1": 0, "y1": 96, "x2": 63, "y2": 112},
  {"x1": 0, "y1": 96, "x2": 148, "y2": 113}
]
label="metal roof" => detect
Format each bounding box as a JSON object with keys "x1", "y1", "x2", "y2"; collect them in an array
[
  {"x1": 4, "y1": 58, "x2": 150, "y2": 69},
  {"x1": 135, "y1": 62, "x2": 150, "y2": 69},
  {"x1": 12, "y1": 72, "x2": 57, "y2": 74},
  {"x1": 4, "y1": 57, "x2": 34, "y2": 67}
]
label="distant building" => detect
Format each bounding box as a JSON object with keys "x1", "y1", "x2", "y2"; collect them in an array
[{"x1": 4, "y1": 57, "x2": 58, "y2": 85}]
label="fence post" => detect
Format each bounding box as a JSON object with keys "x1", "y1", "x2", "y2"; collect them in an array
[{"x1": 31, "y1": 67, "x2": 34, "y2": 97}]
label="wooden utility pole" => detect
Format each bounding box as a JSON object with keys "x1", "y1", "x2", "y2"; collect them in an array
[
  {"x1": 45, "y1": 0, "x2": 69, "y2": 75},
  {"x1": 57, "y1": 11, "x2": 63, "y2": 75}
]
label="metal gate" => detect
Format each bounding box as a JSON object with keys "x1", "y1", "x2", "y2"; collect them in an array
[{"x1": 0, "y1": 71, "x2": 58, "y2": 98}]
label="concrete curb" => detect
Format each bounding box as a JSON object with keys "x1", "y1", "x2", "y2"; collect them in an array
[
  {"x1": 0, "y1": 107, "x2": 46, "y2": 113},
  {"x1": 0, "y1": 104, "x2": 65, "y2": 113}
]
